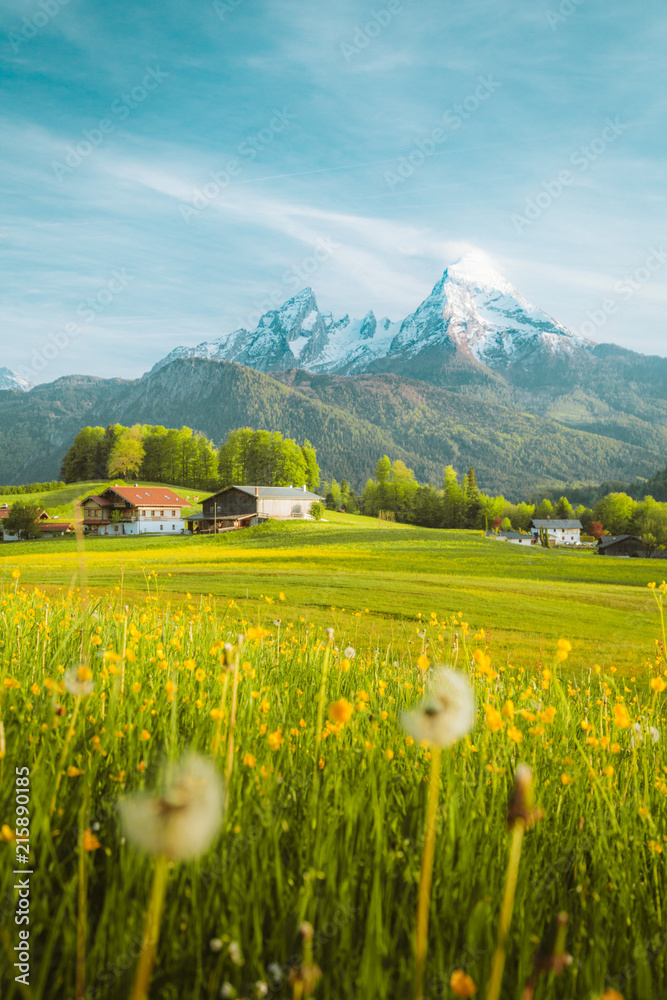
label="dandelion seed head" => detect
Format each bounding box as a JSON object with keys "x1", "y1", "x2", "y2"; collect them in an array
[
  {"x1": 630, "y1": 721, "x2": 660, "y2": 747},
  {"x1": 228, "y1": 940, "x2": 243, "y2": 965},
  {"x1": 119, "y1": 753, "x2": 224, "y2": 861},
  {"x1": 401, "y1": 668, "x2": 474, "y2": 747},
  {"x1": 64, "y1": 665, "x2": 94, "y2": 697}
]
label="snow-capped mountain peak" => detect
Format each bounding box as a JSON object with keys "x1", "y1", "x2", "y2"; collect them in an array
[
  {"x1": 446, "y1": 250, "x2": 517, "y2": 294},
  {"x1": 149, "y1": 256, "x2": 595, "y2": 380}
]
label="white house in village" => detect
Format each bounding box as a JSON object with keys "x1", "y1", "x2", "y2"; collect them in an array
[
  {"x1": 80, "y1": 486, "x2": 189, "y2": 535},
  {"x1": 486, "y1": 530, "x2": 534, "y2": 546},
  {"x1": 531, "y1": 519, "x2": 582, "y2": 546},
  {"x1": 0, "y1": 503, "x2": 74, "y2": 542}
]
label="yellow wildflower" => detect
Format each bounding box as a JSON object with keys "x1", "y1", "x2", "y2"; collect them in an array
[
  {"x1": 613, "y1": 704, "x2": 631, "y2": 729},
  {"x1": 484, "y1": 704, "x2": 504, "y2": 733},
  {"x1": 329, "y1": 698, "x2": 354, "y2": 724},
  {"x1": 83, "y1": 830, "x2": 101, "y2": 851},
  {"x1": 268, "y1": 728, "x2": 283, "y2": 751},
  {"x1": 450, "y1": 969, "x2": 477, "y2": 997}
]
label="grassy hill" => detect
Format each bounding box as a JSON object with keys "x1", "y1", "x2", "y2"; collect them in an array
[
  {"x1": 1, "y1": 358, "x2": 665, "y2": 497},
  {"x1": 0, "y1": 510, "x2": 659, "y2": 668}
]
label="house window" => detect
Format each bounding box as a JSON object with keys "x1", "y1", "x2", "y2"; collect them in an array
[
  {"x1": 172, "y1": 524, "x2": 175, "y2": 529},
  {"x1": 160, "y1": 510, "x2": 164, "y2": 516},
  {"x1": 151, "y1": 510, "x2": 155, "y2": 516},
  {"x1": 172, "y1": 510, "x2": 176, "y2": 516},
  {"x1": 160, "y1": 524, "x2": 163, "y2": 530},
  {"x1": 114, "y1": 526, "x2": 118, "y2": 532}
]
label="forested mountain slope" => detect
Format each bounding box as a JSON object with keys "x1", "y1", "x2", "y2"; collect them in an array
[{"x1": 0, "y1": 358, "x2": 663, "y2": 497}]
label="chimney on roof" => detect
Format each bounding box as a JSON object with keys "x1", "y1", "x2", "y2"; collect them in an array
[
  {"x1": 255, "y1": 486, "x2": 259, "y2": 497},
  {"x1": 302, "y1": 484, "x2": 306, "y2": 491}
]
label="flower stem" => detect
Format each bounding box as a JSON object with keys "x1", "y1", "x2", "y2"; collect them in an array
[
  {"x1": 486, "y1": 819, "x2": 525, "y2": 1000},
  {"x1": 413, "y1": 744, "x2": 442, "y2": 1000},
  {"x1": 658, "y1": 592, "x2": 667, "y2": 665},
  {"x1": 49, "y1": 697, "x2": 81, "y2": 817},
  {"x1": 312, "y1": 638, "x2": 333, "y2": 799},
  {"x1": 130, "y1": 854, "x2": 169, "y2": 1000},
  {"x1": 75, "y1": 781, "x2": 89, "y2": 1000},
  {"x1": 224, "y1": 652, "x2": 240, "y2": 808},
  {"x1": 212, "y1": 671, "x2": 230, "y2": 758}
]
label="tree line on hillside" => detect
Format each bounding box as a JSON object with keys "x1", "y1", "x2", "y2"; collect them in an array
[
  {"x1": 321, "y1": 457, "x2": 667, "y2": 548},
  {"x1": 60, "y1": 425, "x2": 320, "y2": 492},
  {"x1": 54, "y1": 424, "x2": 667, "y2": 548},
  {"x1": 0, "y1": 481, "x2": 65, "y2": 496}
]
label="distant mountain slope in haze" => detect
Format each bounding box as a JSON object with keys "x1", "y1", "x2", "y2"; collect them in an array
[{"x1": 0, "y1": 358, "x2": 663, "y2": 497}]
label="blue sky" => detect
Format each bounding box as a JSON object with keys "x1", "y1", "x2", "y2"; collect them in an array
[{"x1": 1, "y1": 0, "x2": 666, "y2": 383}]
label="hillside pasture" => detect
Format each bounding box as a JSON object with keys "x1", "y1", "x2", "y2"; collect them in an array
[{"x1": 0, "y1": 511, "x2": 660, "y2": 668}]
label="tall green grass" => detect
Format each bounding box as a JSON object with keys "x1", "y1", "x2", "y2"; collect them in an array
[{"x1": 0, "y1": 578, "x2": 665, "y2": 999}]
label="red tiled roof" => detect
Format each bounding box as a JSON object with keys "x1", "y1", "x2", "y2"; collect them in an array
[
  {"x1": 81, "y1": 495, "x2": 115, "y2": 506},
  {"x1": 104, "y1": 487, "x2": 189, "y2": 506},
  {"x1": 38, "y1": 521, "x2": 73, "y2": 532},
  {"x1": 0, "y1": 505, "x2": 48, "y2": 520}
]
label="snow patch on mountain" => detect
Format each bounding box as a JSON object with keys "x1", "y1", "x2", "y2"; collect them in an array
[{"x1": 0, "y1": 367, "x2": 32, "y2": 392}]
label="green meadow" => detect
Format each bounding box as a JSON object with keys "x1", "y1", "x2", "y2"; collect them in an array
[
  {"x1": 0, "y1": 509, "x2": 661, "y2": 668},
  {"x1": 1, "y1": 497, "x2": 666, "y2": 1000}
]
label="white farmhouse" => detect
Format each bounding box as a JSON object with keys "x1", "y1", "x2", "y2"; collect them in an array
[
  {"x1": 531, "y1": 519, "x2": 582, "y2": 546},
  {"x1": 80, "y1": 486, "x2": 189, "y2": 535},
  {"x1": 487, "y1": 530, "x2": 534, "y2": 546}
]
